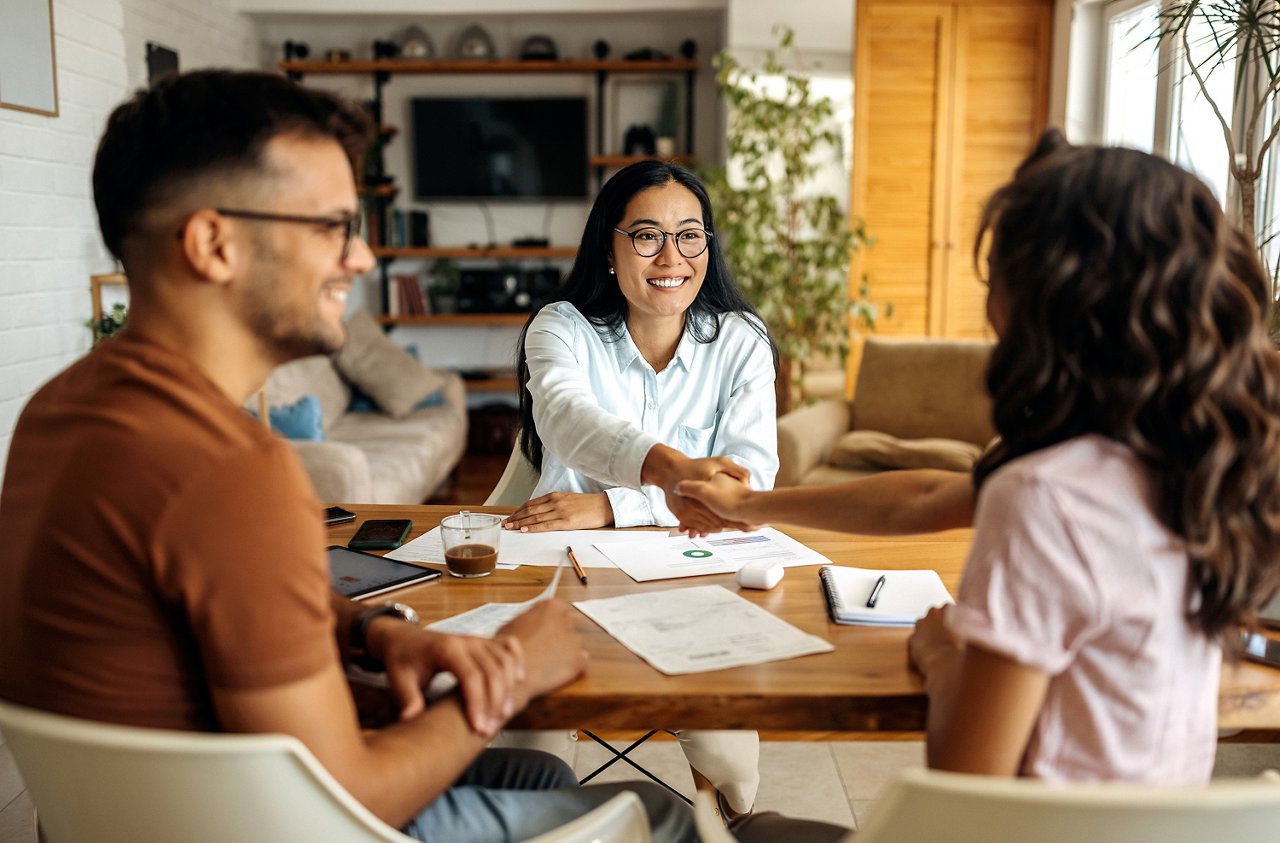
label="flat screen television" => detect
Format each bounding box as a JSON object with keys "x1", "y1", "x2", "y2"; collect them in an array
[{"x1": 411, "y1": 97, "x2": 589, "y2": 200}]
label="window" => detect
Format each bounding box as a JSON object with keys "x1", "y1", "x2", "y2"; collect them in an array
[{"x1": 1096, "y1": 0, "x2": 1233, "y2": 202}]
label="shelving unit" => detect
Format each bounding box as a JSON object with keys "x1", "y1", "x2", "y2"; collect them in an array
[{"x1": 284, "y1": 54, "x2": 698, "y2": 405}]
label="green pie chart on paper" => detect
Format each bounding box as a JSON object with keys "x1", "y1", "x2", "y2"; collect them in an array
[{"x1": 682, "y1": 549, "x2": 713, "y2": 558}]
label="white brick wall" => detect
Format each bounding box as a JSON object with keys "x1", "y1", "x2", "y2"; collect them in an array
[
  {"x1": 0, "y1": 0, "x2": 261, "y2": 482},
  {"x1": 0, "y1": 0, "x2": 126, "y2": 474}
]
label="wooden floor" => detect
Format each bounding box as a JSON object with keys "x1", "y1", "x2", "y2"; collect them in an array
[{"x1": 428, "y1": 452, "x2": 509, "y2": 506}]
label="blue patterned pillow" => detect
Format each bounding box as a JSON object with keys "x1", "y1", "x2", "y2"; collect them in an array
[{"x1": 267, "y1": 395, "x2": 325, "y2": 441}]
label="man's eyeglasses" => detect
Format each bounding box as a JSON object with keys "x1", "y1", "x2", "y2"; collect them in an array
[
  {"x1": 613, "y1": 226, "x2": 713, "y2": 259},
  {"x1": 215, "y1": 208, "x2": 362, "y2": 263}
]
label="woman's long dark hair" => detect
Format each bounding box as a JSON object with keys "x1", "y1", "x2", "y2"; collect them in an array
[
  {"x1": 516, "y1": 161, "x2": 773, "y2": 470},
  {"x1": 974, "y1": 129, "x2": 1280, "y2": 642}
]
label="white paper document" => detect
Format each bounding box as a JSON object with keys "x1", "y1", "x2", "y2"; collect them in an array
[
  {"x1": 573, "y1": 584, "x2": 834, "y2": 675},
  {"x1": 388, "y1": 526, "x2": 667, "y2": 569},
  {"x1": 596, "y1": 527, "x2": 834, "y2": 582},
  {"x1": 426, "y1": 558, "x2": 566, "y2": 638}
]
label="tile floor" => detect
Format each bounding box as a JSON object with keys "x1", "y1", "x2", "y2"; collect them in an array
[{"x1": 3, "y1": 730, "x2": 1278, "y2": 841}]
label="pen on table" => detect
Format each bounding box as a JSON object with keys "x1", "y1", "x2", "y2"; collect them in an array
[
  {"x1": 566, "y1": 546, "x2": 588, "y2": 586},
  {"x1": 866, "y1": 574, "x2": 886, "y2": 609}
]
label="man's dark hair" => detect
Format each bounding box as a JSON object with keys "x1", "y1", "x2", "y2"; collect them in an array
[{"x1": 92, "y1": 69, "x2": 371, "y2": 260}]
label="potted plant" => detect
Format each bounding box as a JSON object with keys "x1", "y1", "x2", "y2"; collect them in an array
[
  {"x1": 1154, "y1": 2, "x2": 1280, "y2": 325},
  {"x1": 700, "y1": 27, "x2": 884, "y2": 413},
  {"x1": 87, "y1": 302, "x2": 128, "y2": 345}
]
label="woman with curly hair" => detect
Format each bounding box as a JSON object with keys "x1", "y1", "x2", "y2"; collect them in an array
[{"x1": 679, "y1": 130, "x2": 1280, "y2": 781}]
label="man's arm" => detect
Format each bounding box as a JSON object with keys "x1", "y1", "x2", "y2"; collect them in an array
[
  {"x1": 212, "y1": 599, "x2": 585, "y2": 830},
  {"x1": 677, "y1": 468, "x2": 976, "y2": 535}
]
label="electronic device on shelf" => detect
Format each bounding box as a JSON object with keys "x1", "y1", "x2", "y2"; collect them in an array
[
  {"x1": 411, "y1": 97, "x2": 589, "y2": 200},
  {"x1": 456, "y1": 268, "x2": 562, "y2": 313}
]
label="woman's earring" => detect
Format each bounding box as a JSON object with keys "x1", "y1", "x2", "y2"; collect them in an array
[{"x1": 608, "y1": 267, "x2": 615, "y2": 275}]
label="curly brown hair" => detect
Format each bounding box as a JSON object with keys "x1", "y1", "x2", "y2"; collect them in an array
[{"x1": 973, "y1": 129, "x2": 1280, "y2": 642}]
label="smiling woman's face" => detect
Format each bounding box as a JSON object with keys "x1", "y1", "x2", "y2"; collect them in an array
[{"x1": 609, "y1": 182, "x2": 708, "y2": 330}]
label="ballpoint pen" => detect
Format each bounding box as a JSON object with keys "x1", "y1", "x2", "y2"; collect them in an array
[
  {"x1": 566, "y1": 546, "x2": 588, "y2": 586},
  {"x1": 866, "y1": 574, "x2": 886, "y2": 609}
]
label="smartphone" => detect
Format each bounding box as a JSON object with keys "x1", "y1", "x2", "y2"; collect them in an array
[
  {"x1": 1243, "y1": 632, "x2": 1280, "y2": 669},
  {"x1": 324, "y1": 506, "x2": 357, "y2": 526},
  {"x1": 348, "y1": 519, "x2": 413, "y2": 551}
]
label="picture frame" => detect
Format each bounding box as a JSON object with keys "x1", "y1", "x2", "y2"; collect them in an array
[{"x1": 0, "y1": 0, "x2": 58, "y2": 117}]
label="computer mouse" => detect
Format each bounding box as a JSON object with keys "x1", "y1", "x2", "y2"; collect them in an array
[{"x1": 736, "y1": 559, "x2": 784, "y2": 590}]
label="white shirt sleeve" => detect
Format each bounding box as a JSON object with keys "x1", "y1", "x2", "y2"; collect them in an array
[
  {"x1": 709, "y1": 323, "x2": 778, "y2": 491},
  {"x1": 524, "y1": 306, "x2": 659, "y2": 489}
]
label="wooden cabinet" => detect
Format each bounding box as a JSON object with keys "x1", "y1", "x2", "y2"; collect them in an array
[{"x1": 851, "y1": 0, "x2": 1051, "y2": 339}]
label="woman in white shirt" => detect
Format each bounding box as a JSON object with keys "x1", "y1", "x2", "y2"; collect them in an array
[{"x1": 507, "y1": 161, "x2": 778, "y2": 821}]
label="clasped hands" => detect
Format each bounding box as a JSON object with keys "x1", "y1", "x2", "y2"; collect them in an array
[
  {"x1": 503, "y1": 444, "x2": 756, "y2": 536},
  {"x1": 364, "y1": 600, "x2": 586, "y2": 738}
]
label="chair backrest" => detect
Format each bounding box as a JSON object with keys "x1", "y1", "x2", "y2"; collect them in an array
[
  {"x1": 857, "y1": 768, "x2": 1280, "y2": 843},
  {"x1": 0, "y1": 698, "x2": 413, "y2": 843},
  {"x1": 525, "y1": 791, "x2": 650, "y2": 843},
  {"x1": 486, "y1": 439, "x2": 541, "y2": 506},
  {"x1": 852, "y1": 336, "x2": 994, "y2": 446}
]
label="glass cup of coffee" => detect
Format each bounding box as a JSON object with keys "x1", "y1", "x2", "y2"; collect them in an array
[{"x1": 440, "y1": 511, "x2": 502, "y2": 578}]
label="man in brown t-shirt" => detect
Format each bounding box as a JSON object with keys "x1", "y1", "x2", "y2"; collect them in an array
[{"x1": 0, "y1": 70, "x2": 696, "y2": 842}]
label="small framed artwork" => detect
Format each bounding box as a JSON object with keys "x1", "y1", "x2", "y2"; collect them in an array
[
  {"x1": 0, "y1": 0, "x2": 58, "y2": 117},
  {"x1": 146, "y1": 42, "x2": 179, "y2": 87}
]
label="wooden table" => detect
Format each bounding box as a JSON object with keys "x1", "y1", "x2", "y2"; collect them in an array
[{"x1": 330, "y1": 505, "x2": 1280, "y2": 736}]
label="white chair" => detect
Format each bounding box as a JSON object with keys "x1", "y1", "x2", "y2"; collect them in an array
[
  {"x1": 485, "y1": 440, "x2": 541, "y2": 505},
  {"x1": 858, "y1": 767, "x2": 1280, "y2": 843},
  {"x1": 0, "y1": 698, "x2": 647, "y2": 843},
  {"x1": 696, "y1": 768, "x2": 1280, "y2": 843}
]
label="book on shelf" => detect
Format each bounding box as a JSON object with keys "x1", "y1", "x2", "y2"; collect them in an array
[
  {"x1": 819, "y1": 565, "x2": 953, "y2": 627},
  {"x1": 390, "y1": 274, "x2": 428, "y2": 316}
]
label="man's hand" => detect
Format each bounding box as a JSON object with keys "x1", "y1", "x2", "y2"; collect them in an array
[
  {"x1": 366, "y1": 620, "x2": 524, "y2": 737},
  {"x1": 675, "y1": 472, "x2": 758, "y2": 524},
  {"x1": 497, "y1": 600, "x2": 587, "y2": 700},
  {"x1": 504, "y1": 492, "x2": 613, "y2": 532}
]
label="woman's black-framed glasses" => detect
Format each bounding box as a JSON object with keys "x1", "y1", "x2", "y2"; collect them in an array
[
  {"x1": 613, "y1": 226, "x2": 712, "y2": 259},
  {"x1": 216, "y1": 208, "x2": 362, "y2": 263}
]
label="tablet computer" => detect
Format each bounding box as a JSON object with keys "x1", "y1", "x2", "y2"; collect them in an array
[{"x1": 328, "y1": 545, "x2": 440, "y2": 600}]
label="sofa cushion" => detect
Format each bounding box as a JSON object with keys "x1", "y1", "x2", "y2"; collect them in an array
[
  {"x1": 830, "y1": 430, "x2": 981, "y2": 472},
  {"x1": 261, "y1": 355, "x2": 351, "y2": 432},
  {"x1": 268, "y1": 395, "x2": 326, "y2": 441},
  {"x1": 335, "y1": 309, "x2": 448, "y2": 420},
  {"x1": 853, "y1": 338, "x2": 994, "y2": 445}
]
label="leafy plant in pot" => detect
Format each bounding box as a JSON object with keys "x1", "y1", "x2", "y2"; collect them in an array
[
  {"x1": 700, "y1": 27, "x2": 885, "y2": 413},
  {"x1": 1153, "y1": 2, "x2": 1280, "y2": 329}
]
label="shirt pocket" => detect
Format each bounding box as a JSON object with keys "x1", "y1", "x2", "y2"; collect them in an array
[{"x1": 677, "y1": 418, "x2": 718, "y2": 456}]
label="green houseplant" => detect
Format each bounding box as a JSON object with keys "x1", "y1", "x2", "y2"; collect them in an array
[
  {"x1": 1154, "y1": 2, "x2": 1280, "y2": 322},
  {"x1": 87, "y1": 302, "x2": 128, "y2": 345},
  {"x1": 701, "y1": 27, "x2": 883, "y2": 412}
]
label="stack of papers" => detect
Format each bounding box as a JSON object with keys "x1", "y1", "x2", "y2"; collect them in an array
[{"x1": 820, "y1": 566, "x2": 953, "y2": 626}]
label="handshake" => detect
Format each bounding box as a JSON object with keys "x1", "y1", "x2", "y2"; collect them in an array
[{"x1": 642, "y1": 444, "x2": 759, "y2": 537}]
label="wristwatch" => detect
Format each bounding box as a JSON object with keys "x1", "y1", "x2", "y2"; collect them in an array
[{"x1": 350, "y1": 602, "x2": 420, "y2": 672}]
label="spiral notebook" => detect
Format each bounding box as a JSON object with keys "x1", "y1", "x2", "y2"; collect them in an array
[{"x1": 819, "y1": 565, "x2": 953, "y2": 626}]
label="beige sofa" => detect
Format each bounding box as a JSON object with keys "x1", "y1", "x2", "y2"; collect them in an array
[
  {"x1": 776, "y1": 337, "x2": 995, "y2": 487},
  {"x1": 257, "y1": 311, "x2": 468, "y2": 504}
]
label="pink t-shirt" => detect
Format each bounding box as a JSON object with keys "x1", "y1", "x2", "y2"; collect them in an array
[{"x1": 948, "y1": 435, "x2": 1220, "y2": 783}]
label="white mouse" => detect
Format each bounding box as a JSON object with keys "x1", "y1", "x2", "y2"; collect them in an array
[{"x1": 736, "y1": 559, "x2": 784, "y2": 590}]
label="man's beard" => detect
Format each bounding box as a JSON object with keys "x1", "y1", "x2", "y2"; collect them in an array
[{"x1": 241, "y1": 239, "x2": 347, "y2": 362}]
